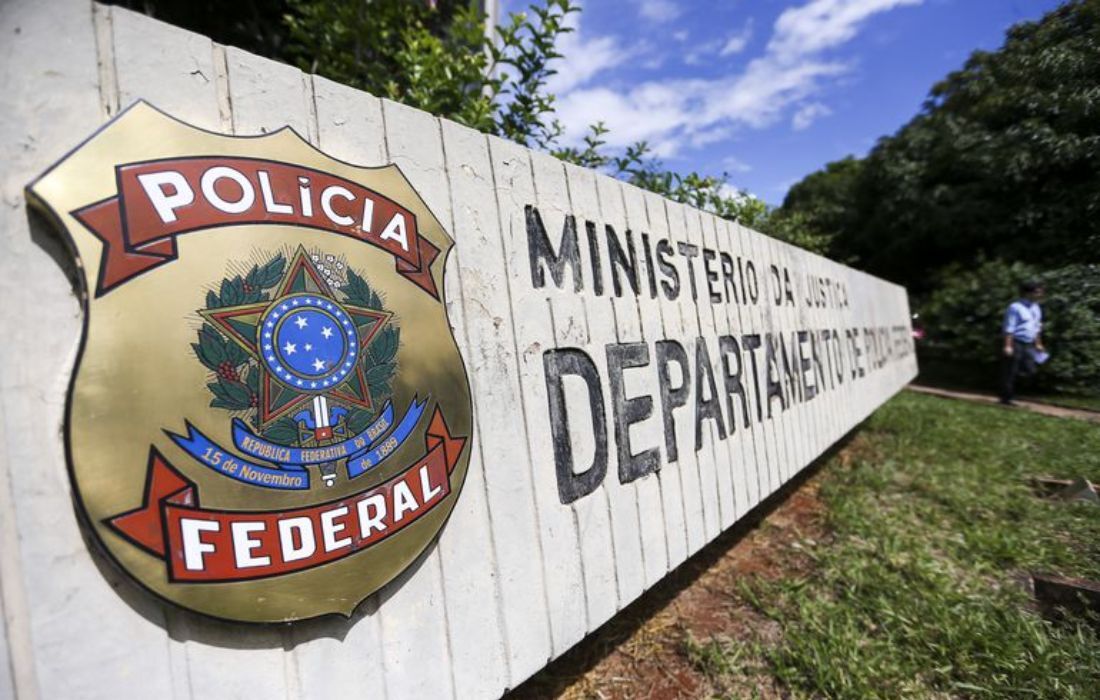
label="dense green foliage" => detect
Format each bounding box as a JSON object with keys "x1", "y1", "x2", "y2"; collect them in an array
[
  {"x1": 113, "y1": 0, "x2": 292, "y2": 57},
  {"x1": 921, "y1": 260, "x2": 1100, "y2": 393},
  {"x1": 285, "y1": 0, "x2": 579, "y2": 149},
  {"x1": 690, "y1": 391, "x2": 1100, "y2": 698},
  {"x1": 768, "y1": 156, "x2": 863, "y2": 259},
  {"x1": 778, "y1": 0, "x2": 1100, "y2": 292}
]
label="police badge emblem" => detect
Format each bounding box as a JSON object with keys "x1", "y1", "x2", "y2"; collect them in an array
[{"x1": 26, "y1": 102, "x2": 472, "y2": 622}]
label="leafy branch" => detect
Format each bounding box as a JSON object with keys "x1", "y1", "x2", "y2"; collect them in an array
[
  {"x1": 205, "y1": 254, "x2": 286, "y2": 309},
  {"x1": 196, "y1": 255, "x2": 286, "y2": 414}
]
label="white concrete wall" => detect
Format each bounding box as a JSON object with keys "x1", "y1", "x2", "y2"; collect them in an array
[{"x1": 0, "y1": 2, "x2": 918, "y2": 698}]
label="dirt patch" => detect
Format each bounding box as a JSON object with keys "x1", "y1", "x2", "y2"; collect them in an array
[{"x1": 509, "y1": 442, "x2": 843, "y2": 700}]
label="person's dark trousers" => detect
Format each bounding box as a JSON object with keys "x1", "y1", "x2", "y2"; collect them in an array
[{"x1": 1000, "y1": 339, "x2": 1036, "y2": 402}]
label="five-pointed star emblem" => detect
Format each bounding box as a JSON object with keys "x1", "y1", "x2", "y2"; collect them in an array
[{"x1": 200, "y1": 247, "x2": 392, "y2": 426}]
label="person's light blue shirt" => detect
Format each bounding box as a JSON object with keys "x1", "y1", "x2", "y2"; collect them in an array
[{"x1": 1003, "y1": 299, "x2": 1042, "y2": 343}]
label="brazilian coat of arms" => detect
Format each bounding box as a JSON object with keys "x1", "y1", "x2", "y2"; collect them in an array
[{"x1": 26, "y1": 102, "x2": 473, "y2": 622}]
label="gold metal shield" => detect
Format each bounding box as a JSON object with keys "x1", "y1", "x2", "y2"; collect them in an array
[{"x1": 26, "y1": 102, "x2": 473, "y2": 623}]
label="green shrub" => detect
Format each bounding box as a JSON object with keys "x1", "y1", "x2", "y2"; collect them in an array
[{"x1": 919, "y1": 260, "x2": 1100, "y2": 394}]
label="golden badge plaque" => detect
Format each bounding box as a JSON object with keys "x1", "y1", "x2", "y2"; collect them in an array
[{"x1": 26, "y1": 102, "x2": 472, "y2": 622}]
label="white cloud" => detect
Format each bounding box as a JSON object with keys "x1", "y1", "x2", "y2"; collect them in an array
[
  {"x1": 720, "y1": 20, "x2": 754, "y2": 56},
  {"x1": 556, "y1": 82, "x2": 701, "y2": 156},
  {"x1": 722, "y1": 155, "x2": 753, "y2": 173},
  {"x1": 684, "y1": 39, "x2": 725, "y2": 66},
  {"x1": 698, "y1": 56, "x2": 847, "y2": 129},
  {"x1": 684, "y1": 19, "x2": 753, "y2": 65},
  {"x1": 557, "y1": 56, "x2": 843, "y2": 150},
  {"x1": 637, "y1": 0, "x2": 680, "y2": 22},
  {"x1": 554, "y1": 0, "x2": 922, "y2": 155},
  {"x1": 672, "y1": 29, "x2": 690, "y2": 42},
  {"x1": 545, "y1": 12, "x2": 632, "y2": 96},
  {"x1": 690, "y1": 126, "x2": 733, "y2": 148},
  {"x1": 717, "y1": 183, "x2": 756, "y2": 203},
  {"x1": 791, "y1": 102, "x2": 833, "y2": 130},
  {"x1": 767, "y1": 0, "x2": 922, "y2": 63}
]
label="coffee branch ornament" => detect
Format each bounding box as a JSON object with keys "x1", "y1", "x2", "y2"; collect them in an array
[{"x1": 26, "y1": 102, "x2": 473, "y2": 622}]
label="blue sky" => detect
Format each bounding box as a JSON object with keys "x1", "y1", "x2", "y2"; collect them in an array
[{"x1": 508, "y1": 0, "x2": 1064, "y2": 204}]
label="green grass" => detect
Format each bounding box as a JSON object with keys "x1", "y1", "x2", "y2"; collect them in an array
[{"x1": 699, "y1": 391, "x2": 1100, "y2": 699}]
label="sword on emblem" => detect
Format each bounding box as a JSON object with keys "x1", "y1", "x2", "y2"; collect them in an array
[{"x1": 295, "y1": 396, "x2": 348, "y2": 487}]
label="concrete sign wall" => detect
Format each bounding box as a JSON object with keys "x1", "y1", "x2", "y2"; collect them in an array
[{"x1": 0, "y1": 2, "x2": 917, "y2": 698}]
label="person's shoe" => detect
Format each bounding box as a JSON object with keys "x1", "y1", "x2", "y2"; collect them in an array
[{"x1": 999, "y1": 398, "x2": 1017, "y2": 407}]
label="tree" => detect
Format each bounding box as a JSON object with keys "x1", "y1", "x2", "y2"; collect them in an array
[
  {"x1": 113, "y1": 0, "x2": 291, "y2": 57},
  {"x1": 785, "y1": 0, "x2": 1100, "y2": 291},
  {"x1": 281, "y1": 0, "x2": 579, "y2": 148},
  {"x1": 769, "y1": 156, "x2": 863, "y2": 257}
]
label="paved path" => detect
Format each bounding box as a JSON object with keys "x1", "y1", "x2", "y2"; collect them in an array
[{"x1": 907, "y1": 384, "x2": 1100, "y2": 424}]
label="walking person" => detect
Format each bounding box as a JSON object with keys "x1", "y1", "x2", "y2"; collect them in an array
[{"x1": 1000, "y1": 280, "x2": 1045, "y2": 405}]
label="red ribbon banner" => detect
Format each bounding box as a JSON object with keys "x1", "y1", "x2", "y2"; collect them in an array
[
  {"x1": 73, "y1": 157, "x2": 441, "y2": 298},
  {"x1": 109, "y1": 407, "x2": 466, "y2": 583}
]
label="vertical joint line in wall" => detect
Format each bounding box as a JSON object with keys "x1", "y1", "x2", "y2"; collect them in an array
[
  {"x1": 598, "y1": 294, "x2": 633, "y2": 603},
  {"x1": 551, "y1": 162, "x2": 592, "y2": 346},
  {"x1": 631, "y1": 475, "x2": 654, "y2": 577},
  {"x1": 644, "y1": 196, "x2": 673, "y2": 342},
  {"x1": 696, "y1": 214, "x2": 726, "y2": 530},
  {"x1": 485, "y1": 140, "x2": 555, "y2": 660},
  {"x1": 659, "y1": 197, "x2": 698, "y2": 554},
  {"x1": 0, "y1": 351, "x2": 37, "y2": 699},
  {"x1": 636, "y1": 195, "x2": 675, "y2": 573},
  {"x1": 568, "y1": 504, "x2": 594, "y2": 619},
  {"x1": 165, "y1": 609, "x2": 196, "y2": 700},
  {"x1": 374, "y1": 591, "x2": 394, "y2": 700},
  {"x1": 212, "y1": 44, "x2": 233, "y2": 134},
  {"x1": 378, "y1": 100, "x2": 392, "y2": 162},
  {"x1": 0, "y1": 563, "x2": 23, "y2": 700},
  {"x1": 366, "y1": 595, "x2": 389, "y2": 700},
  {"x1": 427, "y1": 117, "x2": 458, "y2": 700},
  {"x1": 610, "y1": 334, "x2": 650, "y2": 585},
  {"x1": 305, "y1": 74, "x2": 320, "y2": 147},
  {"x1": 619, "y1": 185, "x2": 647, "y2": 338},
  {"x1": 552, "y1": 298, "x2": 595, "y2": 620},
  {"x1": 539, "y1": 165, "x2": 601, "y2": 625},
  {"x1": 545, "y1": 298, "x2": 558, "y2": 348},
  {"x1": 611, "y1": 303, "x2": 623, "y2": 345},
  {"x1": 433, "y1": 550, "x2": 458, "y2": 700},
  {"x1": 582, "y1": 174, "x2": 601, "y2": 346},
  {"x1": 439, "y1": 125, "x2": 515, "y2": 686},
  {"x1": 589, "y1": 178, "x2": 622, "y2": 347},
  {"x1": 599, "y1": 485, "x2": 623, "y2": 610},
  {"x1": 625, "y1": 184, "x2": 670, "y2": 573},
  {"x1": 280, "y1": 627, "x2": 302, "y2": 700},
  {"x1": 92, "y1": 3, "x2": 119, "y2": 119},
  {"x1": 717, "y1": 223, "x2": 743, "y2": 521},
  {"x1": 529, "y1": 151, "x2": 573, "y2": 651},
  {"x1": 700, "y1": 215, "x2": 724, "y2": 517},
  {"x1": 734, "y1": 224, "x2": 763, "y2": 508},
  {"x1": 160, "y1": 609, "x2": 182, "y2": 700},
  {"x1": 654, "y1": 468, "x2": 674, "y2": 572}
]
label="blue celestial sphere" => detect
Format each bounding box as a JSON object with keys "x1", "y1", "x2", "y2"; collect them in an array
[{"x1": 258, "y1": 293, "x2": 360, "y2": 393}]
